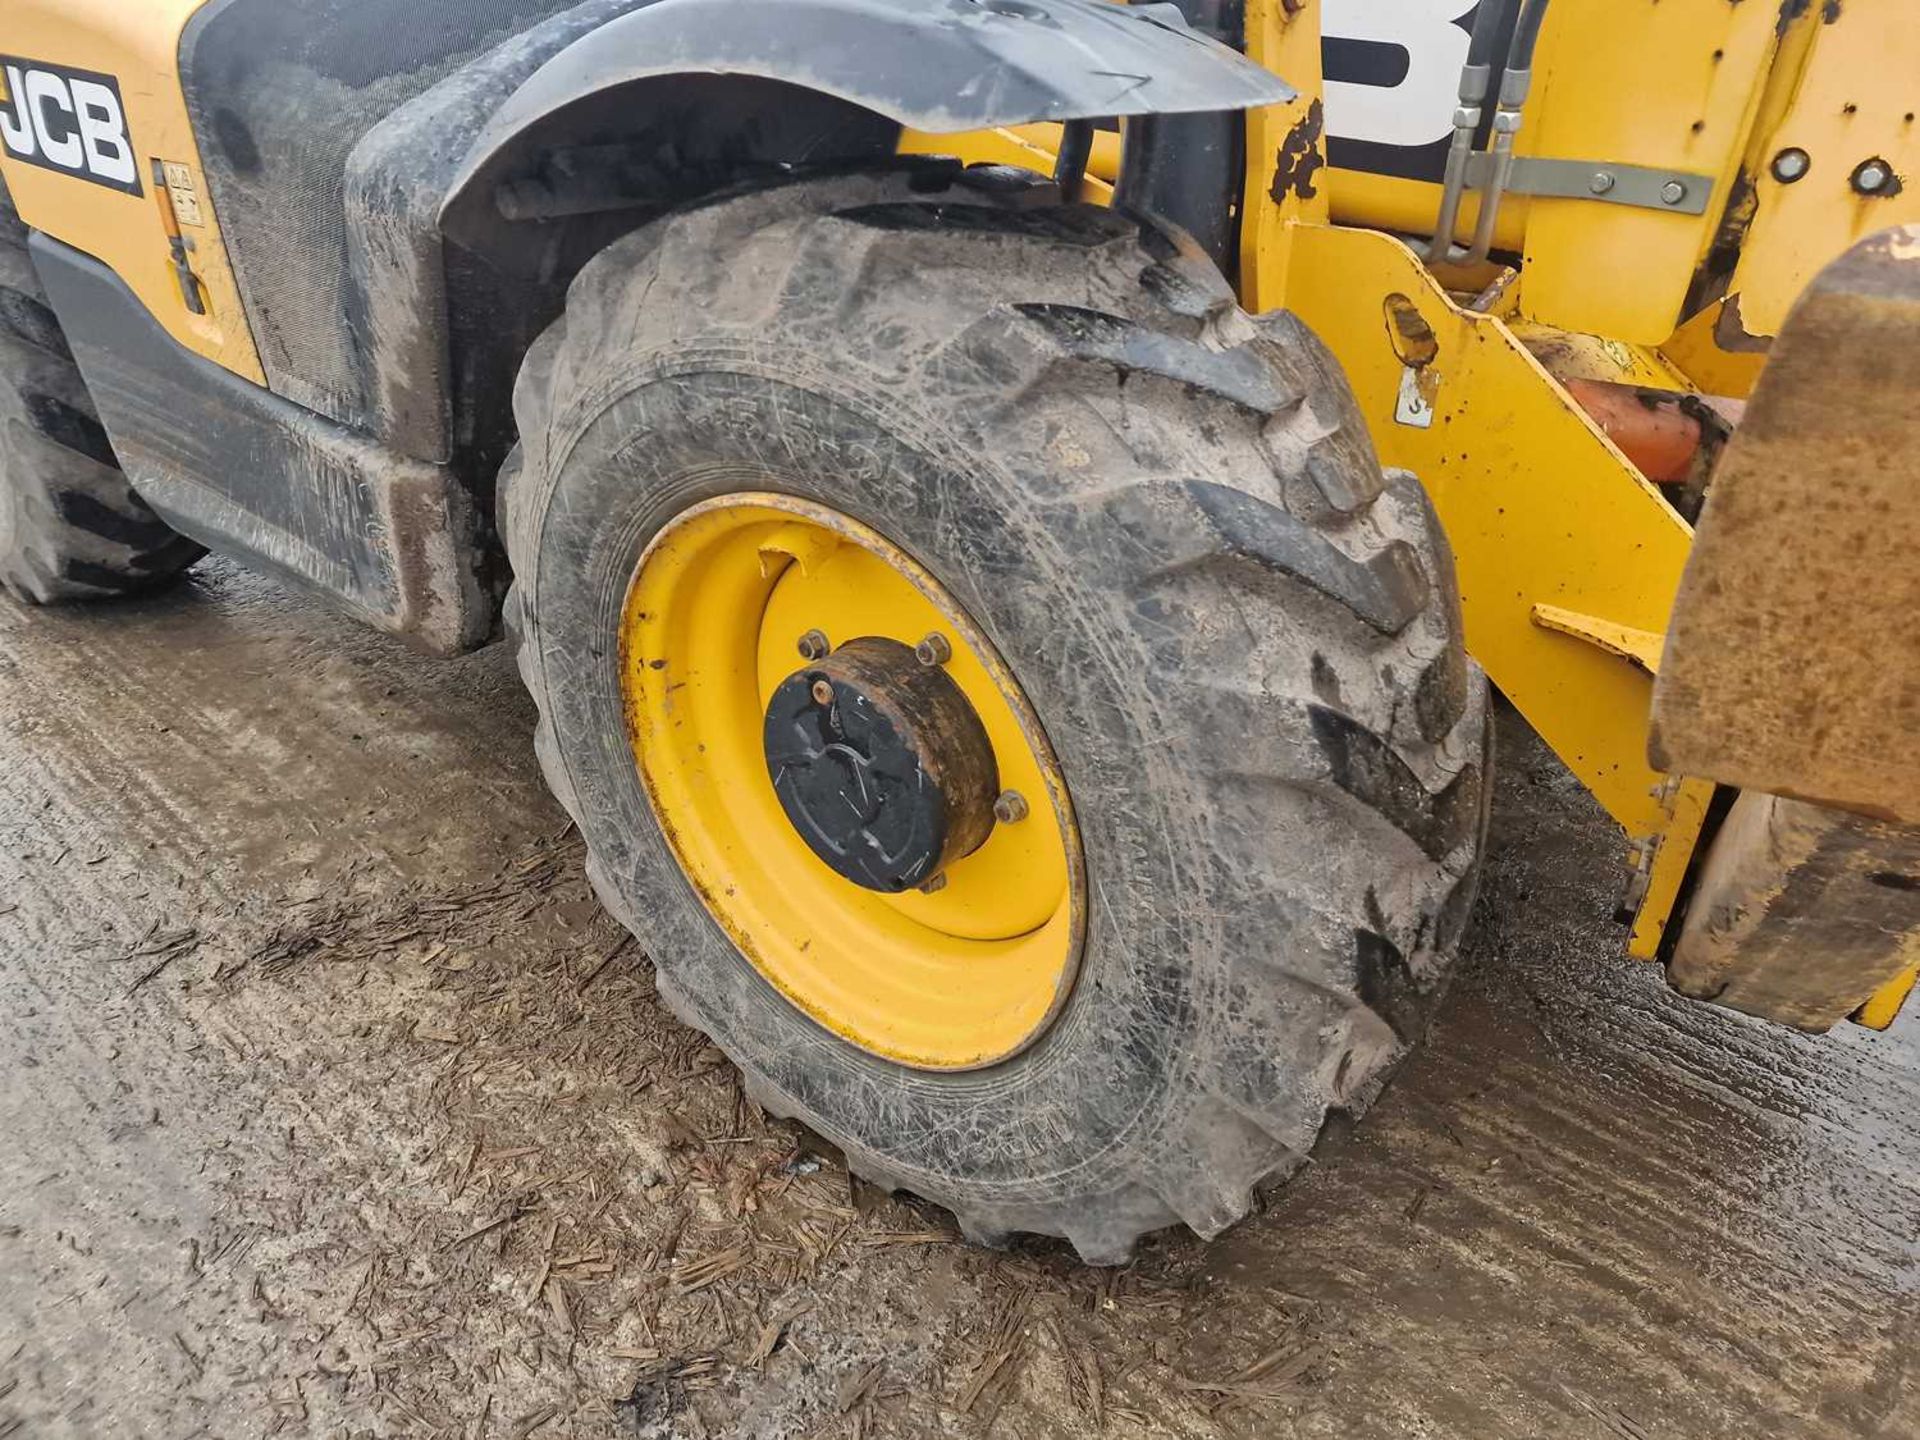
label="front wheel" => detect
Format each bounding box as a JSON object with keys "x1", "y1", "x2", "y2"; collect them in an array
[{"x1": 501, "y1": 167, "x2": 1489, "y2": 1262}]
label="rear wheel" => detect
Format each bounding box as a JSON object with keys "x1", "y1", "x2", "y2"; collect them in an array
[
  {"x1": 501, "y1": 167, "x2": 1489, "y2": 1261},
  {"x1": 0, "y1": 180, "x2": 202, "y2": 603}
]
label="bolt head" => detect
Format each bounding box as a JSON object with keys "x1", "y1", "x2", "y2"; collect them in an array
[
  {"x1": 914, "y1": 632, "x2": 953, "y2": 667},
  {"x1": 1588, "y1": 171, "x2": 1616, "y2": 195},
  {"x1": 1852, "y1": 158, "x2": 1894, "y2": 194},
  {"x1": 992, "y1": 790, "x2": 1029, "y2": 825},
  {"x1": 1659, "y1": 180, "x2": 1687, "y2": 205},
  {"x1": 796, "y1": 628, "x2": 831, "y2": 661},
  {"x1": 1770, "y1": 146, "x2": 1810, "y2": 183},
  {"x1": 809, "y1": 678, "x2": 835, "y2": 707},
  {"x1": 917, "y1": 872, "x2": 948, "y2": 895}
]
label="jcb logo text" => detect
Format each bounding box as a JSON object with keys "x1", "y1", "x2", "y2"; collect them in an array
[{"x1": 0, "y1": 59, "x2": 141, "y2": 196}]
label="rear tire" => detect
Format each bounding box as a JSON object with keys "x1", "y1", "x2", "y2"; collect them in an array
[
  {"x1": 0, "y1": 180, "x2": 202, "y2": 603},
  {"x1": 501, "y1": 166, "x2": 1489, "y2": 1261}
]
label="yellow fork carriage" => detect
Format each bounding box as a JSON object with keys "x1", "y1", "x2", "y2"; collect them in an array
[{"x1": 1, "y1": 0, "x2": 1913, "y2": 1258}]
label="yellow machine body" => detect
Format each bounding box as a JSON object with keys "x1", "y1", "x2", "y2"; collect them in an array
[
  {"x1": 1241, "y1": 0, "x2": 1920, "y2": 1014},
  {"x1": 1318, "y1": 0, "x2": 1784, "y2": 351},
  {"x1": 0, "y1": 0, "x2": 260, "y2": 382}
]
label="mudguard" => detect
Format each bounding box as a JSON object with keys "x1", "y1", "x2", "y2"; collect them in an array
[
  {"x1": 446, "y1": 0, "x2": 1291, "y2": 203},
  {"x1": 48, "y1": 0, "x2": 1285, "y2": 655}
]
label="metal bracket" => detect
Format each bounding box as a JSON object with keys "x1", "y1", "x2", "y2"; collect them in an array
[
  {"x1": 1464, "y1": 154, "x2": 1714, "y2": 216},
  {"x1": 1530, "y1": 603, "x2": 1665, "y2": 674}
]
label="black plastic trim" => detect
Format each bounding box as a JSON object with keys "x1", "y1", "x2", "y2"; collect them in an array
[{"x1": 29, "y1": 233, "x2": 492, "y2": 654}]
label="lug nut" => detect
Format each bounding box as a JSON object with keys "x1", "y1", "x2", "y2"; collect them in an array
[
  {"x1": 796, "y1": 628, "x2": 831, "y2": 661},
  {"x1": 915, "y1": 632, "x2": 953, "y2": 667},
  {"x1": 918, "y1": 873, "x2": 948, "y2": 894},
  {"x1": 993, "y1": 790, "x2": 1029, "y2": 825},
  {"x1": 1851, "y1": 157, "x2": 1895, "y2": 195},
  {"x1": 1770, "y1": 147, "x2": 1810, "y2": 184},
  {"x1": 810, "y1": 678, "x2": 835, "y2": 706}
]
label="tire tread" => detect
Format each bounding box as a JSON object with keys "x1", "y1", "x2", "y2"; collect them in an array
[{"x1": 501, "y1": 166, "x2": 1490, "y2": 1261}]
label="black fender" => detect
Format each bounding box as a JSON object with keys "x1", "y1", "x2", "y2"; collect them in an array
[
  {"x1": 149, "y1": 0, "x2": 1287, "y2": 650},
  {"x1": 443, "y1": 0, "x2": 1290, "y2": 206}
]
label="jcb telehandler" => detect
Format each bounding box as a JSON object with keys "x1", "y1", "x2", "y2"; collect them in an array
[{"x1": 2, "y1": 0, "x2": 1914, "y2": 1261}]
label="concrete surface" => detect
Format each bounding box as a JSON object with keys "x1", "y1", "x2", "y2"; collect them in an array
[{"x1": 0, "y1": 560, "x2": 1914, "y2": 1439}]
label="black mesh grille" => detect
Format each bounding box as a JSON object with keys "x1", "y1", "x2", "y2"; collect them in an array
[{"x1": 182, "y1": 0, "x2": 589, "y2": 427}]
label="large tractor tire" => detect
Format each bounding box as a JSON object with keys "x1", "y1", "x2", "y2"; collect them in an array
[
  {"x1": 501, "y1": 166, "x2": 1489, "y2": 1262},
  {"x1": 0, "y1": 181, "x2": 202, "y2": 603}
]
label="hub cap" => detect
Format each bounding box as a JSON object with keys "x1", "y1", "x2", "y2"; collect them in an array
[{"x1": 764, "y1": 637, "x2": 1000, "y2": 894}]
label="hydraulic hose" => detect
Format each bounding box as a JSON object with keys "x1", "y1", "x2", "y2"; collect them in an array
[
  {"x1": 1467, "y1": 0, "x2": 1516, "y2": 67},
  {"x1": 1466, "y1": 0, "x2": 1552, "y2": 263},
  {"x1": 1427, "y1": 0, "x2": 1523, "y2": 263},
  {"x1": 1506, "y1": 0, "x2": 1551, "y2": 71}
]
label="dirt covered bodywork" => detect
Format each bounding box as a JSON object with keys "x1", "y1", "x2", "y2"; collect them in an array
[{"x1": 1653, "y1": 225, "x2": 1920, "y2": 827}]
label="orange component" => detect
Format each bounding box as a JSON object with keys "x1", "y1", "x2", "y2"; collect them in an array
[{"x1": 1563, "y1": 378, "x2": 1703, "y2": 484}]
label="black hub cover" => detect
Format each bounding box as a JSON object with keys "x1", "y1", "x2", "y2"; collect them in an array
[{"x1": 764, "y1": 636, "x2": 999, "y2": 893}]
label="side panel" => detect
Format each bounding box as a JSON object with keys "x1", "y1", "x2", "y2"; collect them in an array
[
  {"x1": 1262, "y1": 222, "x2": 1711, "y2": 957},
  {"x1": 1724, "y1": 7, "x2": 1920, "y2": 341},
  {"x1": 180, "y1": 0, "x2": 593, "y2": 425},
  {"x1": 1245, "y1": 1, "x2": 1712, "y2": 956},
  {"x1": 0, "y1": 0, "x2": 261, "y2": 383}
]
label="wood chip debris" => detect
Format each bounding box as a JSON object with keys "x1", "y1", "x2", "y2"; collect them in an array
[
  {"x1": 122, "y1": 927, "x2": 200, "y2": 993},
  {"x1": 958, "y1": 1290, "x2": 1032, "y2": 1415},
  {"x1": 1561, "y1": 1383, "x2": 1653, "y2": 1440},
  {"x1": 443, "y1": 1205, "x2": 529, "y2": 1252},
  {"x1": 575, "y1": 935, "x2": 635, "y2": 993},
  {"x1": 1405, "y1": 1185, "x2": 1433, "y2": 1224},
  {"x1": 1048, "y1": 1317, "x2": 1104, "y2": 1430},
  {"x1": 1175, "y1": 1341, "x2": 1326, "y2": 1401},
  {"x1": 747, "y1": 1300, "x2": 814, "y2": 1367},
  {"x1": 673, "y1": 1245, "x2": 751, "y2": 1295},
  {"x1": 837, "y1": 1361, "x2": 885, "y2": 1413},
  {"x1": 857, "y1": 1228, "x2": 953, "y2": 1249},
  {"x1": 505, "y1": 1402, "x2": 559, "y2": 1440}
]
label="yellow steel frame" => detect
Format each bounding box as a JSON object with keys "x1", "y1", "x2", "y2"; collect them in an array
[
  {"x1": 1248, "y1": 227, "x2": 1713, "y2": 957},
  {"x1": 1858, "y1": 965, "x2": 1920, "y2": 1033},
  {"x1": 1230, "y1": 0, "x2": 1915, "y2": 970},
  {"x1": 1239, "y1": 0, "x2": 1715, "y2": 956}
]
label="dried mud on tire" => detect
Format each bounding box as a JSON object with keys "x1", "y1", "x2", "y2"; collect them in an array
[{"x1": 501, "y1": 166, "x2": 1490, "y2": 1261}]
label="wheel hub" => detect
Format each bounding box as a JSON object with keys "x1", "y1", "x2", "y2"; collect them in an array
[
  {"x1": 764, "y1": 636, "x2": 998, "y2": 893},
  {"x1": 620, "y1": 494, "x2": 1084, "y2": 1070}
]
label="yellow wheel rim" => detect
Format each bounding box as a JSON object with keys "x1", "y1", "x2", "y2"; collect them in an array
[{"x1": 621, "y1": 494, "x2": 1084, "y2": 1070}]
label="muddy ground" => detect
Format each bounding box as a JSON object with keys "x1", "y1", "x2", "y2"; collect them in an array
[{"x1": 0, "y1": 559, "x2": 1914, "y2": 1440}]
